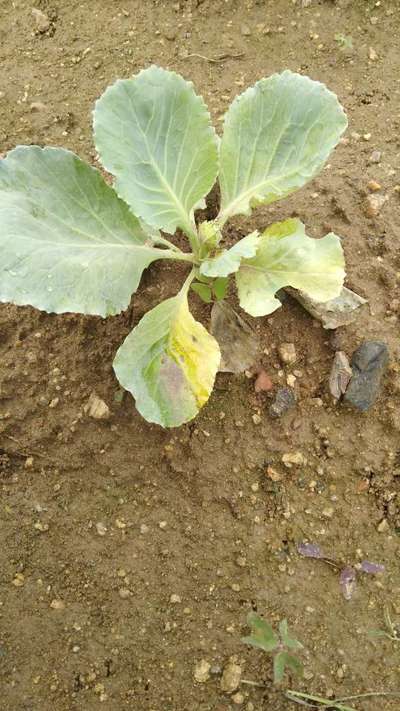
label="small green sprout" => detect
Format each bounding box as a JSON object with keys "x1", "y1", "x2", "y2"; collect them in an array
[
  {"x1": 334, "y1": 33, "x2": 353, "y2": 51},
  {"x1": 369, "y1": 605, "x2": 400, "y2": 643},
  {"x1": 242, "y1": 612, "x2": 303, "y2": 684}
]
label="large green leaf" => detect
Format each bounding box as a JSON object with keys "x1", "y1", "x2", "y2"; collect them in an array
[
  {"x1": 218, "y1": 70, "x2": 347, "y2": 223},
  {"x1": 93, "y1": 66, "x2": 218, "y2": 238},
  {"x1": 235, "y1": 218, "x2": 345, "y2": 317},
  {"x1": 200, "y1": 231, "x2": 259, "y2": 278},
  {"x1": 113, "y1": 288, "x2": 220, "y2": 427},
  {"x1": 0, "y1": 146, "x2": 184, "y2": 316}
]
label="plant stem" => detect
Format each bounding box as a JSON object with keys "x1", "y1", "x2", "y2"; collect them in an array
[
  {"x1": 180, "y1": 267, "x2": 196, "y2": 296},
  {"x1": 285, "y1": 690, "x2": 355, "y2": 711},
  {"x1": 166, "y1": 250, "x2": 196, "y2": 263}
]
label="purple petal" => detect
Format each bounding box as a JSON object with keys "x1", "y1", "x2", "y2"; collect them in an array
[
  {"x1": 360, "y1": 560, "x2": 385, "y2": 575},
  {"x1": 297, "y1": 543, "x2": 324, "y2": 559},
  {"x1": 340, "y1": 566, "x2": 357, "y2": 600}
]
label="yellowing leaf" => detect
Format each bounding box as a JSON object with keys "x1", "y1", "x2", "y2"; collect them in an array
[
  {"x1": 235, "y1": 218, "x2": 345, "y2": 317},
  {"x1": 113, "y1": 291, "x2": 220, "y2": 427}
]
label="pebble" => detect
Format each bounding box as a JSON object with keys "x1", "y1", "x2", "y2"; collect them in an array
[
  {"x1": 194, "y1": 659, "x2": 211, "y2": 683},
  {"x1": 369, "y1": 150, "x2": 382, "y2": 164},
  {"x1": 232, "y1": 692, "x2": 245, "y2": 705},
  {"x1": 322, "y1": 507, "x2": 334, "y2": 519},
  {"x1": 241, "y1": 24, "x2": 251, "y2": 36},
  {"x1": 25, "y1": 456, "x2": 34, "y2": 469},
  {"x1": 32, "y1": 7, "x2": 50, "y2": 33},
  {"x1": 254, "y1": 370, "x2": 273, "y2": 392},
  {"x1": 220, "y1": 662, "x2": 242, "y2": 692},
  {"x1": 252, "y1": 413, "x2": 261, "y2": 425},
  {"x1": 369, "y1": 47, "x2": 378, "y2": 61},
  {"x1": 344, "y1": 341, "x2": 389, "y2": 411},
  {"x1": 170, "y1": 593, "x2": 181, "y2": 604},
  {"x1": 236, "y1": 556, "x2": 247, "y2": 567},
  {"x1": 50, "y1": 599, "x2": 65, "y2": 610},
  {"x1": 118, "y1": 588, "x2": 131, "y2": 599},
  {"x1": 49, "y1": 397, "x2": 59, "y2": 408},
  {"x1": 30, "y1": 101, "x2": 47, "y2": 112},
  {"x1": 84, "y1": 392, "x2": 110, "y2": 420},
  {"x1": 377, "y1": 518, "x2": 389, "y2": 533},
  {"x1": 367, "y1": 180, "x2": 381, "y2": 192},
  {"x1": 12, "y1": 573, "x2": 25, "y2": 587},
  {"x1": 282, "y1": 451, "x2": 306, "y2": 467},
  {"x1": 266, "y1": 465, "x2": 282, "y2": 482},
  {"x1": 269, "y1": 387, "x2": 296, "y2": 418},
  {"x1": 364, "y1": 193, "x2": 388, "y2": 217},
  {"x1": 96, "y1": 521, "x2": 107, "y2": 536},
  {"x1": 278, "y1": 342, "x2": 297, "y2": 365}
]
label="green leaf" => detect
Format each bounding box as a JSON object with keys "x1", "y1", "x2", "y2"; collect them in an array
[
  {"x1": 113, "y1": 289, "x2": 220, "y2": 427},
  {"x1": 218, "y1": 70, "x2": 347, "y2": 223},
  {"x1": 279, "y1": 619, "x2": 304, "y2": 650},
  {"x1": 241, "y1": 612, "x2": 279, "y2": 653},
  {"x1": 213, "y1": 277, "x2": 229, "y2": 301},
  {"x1": 235, "y1": 218, "x2": 345, "y2": 317},
  {"x1": 94, "y1": 65, "x2": 218, "y2": 237},
  {"x1": 191, "y1": 282, "x2": 212, "y2": 303},
  {"x1": 0, "y1": 146, "x2": 181, "y2": 317},
  {"x1": 273, "y1": 651, "x2": 303, "y2": 684},
  {"x1": 200, "y1": 231, "x2": 259, "y2": 278}
]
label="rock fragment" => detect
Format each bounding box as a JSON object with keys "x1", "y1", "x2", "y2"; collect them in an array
[
  {"x1": 269, "y1": 387, "x2": 296, "y2": 418},
  {"x1": 220, "y1": 662, "x2": 242, "y2": 693},
  {"x1": 344, "y1": 341, "x2": 389, "y2": 411},
  {"x1": 84, "y1": 392, "x2": 110, "y2": 420},
  {"x1": 329, "y1": 351, "x2": 352, "y2": 400},
  {"x1": 194, "y1": 660, "x2": 211, "y2": 683}
]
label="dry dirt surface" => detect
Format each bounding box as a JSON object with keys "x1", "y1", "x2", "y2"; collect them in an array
[{"x1": 1, "y1": 1, "x2": 400, "y2": 710}]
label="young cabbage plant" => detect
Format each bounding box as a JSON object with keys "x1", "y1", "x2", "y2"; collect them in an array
[{"x1": 0, "y1": 66, "x2": 347, "y2": 427}]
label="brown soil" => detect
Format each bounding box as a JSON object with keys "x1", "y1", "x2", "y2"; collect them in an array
[{"x1": 1, "y1": 1, "x2": 400, "y2": 710}]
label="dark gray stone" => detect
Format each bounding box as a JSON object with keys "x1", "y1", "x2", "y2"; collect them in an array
[
  {"x1": 269, "y1": 387, "x2": 296, "y2": 418},
  {"x1": 344, "y1": 340, "x2": 389, "y2": 411}
]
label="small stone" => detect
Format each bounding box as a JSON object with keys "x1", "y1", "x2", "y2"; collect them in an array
[
  {"x1": 364, "y1": 193, "x2": 388, "y2": 217},
  {"x1": 241, "y1": 24, "x2": 251, "y2": 36},
  {"x1": 363, "y1": 133, "x2": 372, "y2": 141},
  {"x1": 236, "y1": 556, "x2": 247, "y2": 567},
  {"x1": 34, "y1": 521, "x2": 49, "y2": 532},
  {"x1": 24, "y1": 456, "x2": 34, "y2": 469},
  {"x1": 231, "y1": 583, "x2": 240, "y2": 592},
  {"x1": 251, "y1": 482, "x2": 259, "y2": 492},
  {"x1": 96, "y1": 521, "x2": 107, "y2": 536},
  {"x1": 115, "y1": 518, "x2": 126, "y2": 529},
  {"x1": 329, "y1": 351, "x2": 352, "y2": 400},
  {"x1": 252, "y1": 413, "x2": 261, "y2": 425},
  {"x1": 278, "y1": 342, "x2": 297, "y2": 364},
  {"x1": 220, "y1": 662, "x2": 242, "y2": 693},
  {"x1": 266, "y1": 465, "x2": 282, "y2": 482},
  {"x1": 170, "y1": 593, "x2": 181, "y2": 604},
  {"x1": 344, "y1": 341, "x2": 389, "y2": 411},
  {"x1": 158, "y1": 520, "x2": 167, "y2": 529},
  {"x1": 30, "y1": 101, "x2": 47, "y2": 112},
  {"x1": 369, "y1": 150, "x2": 382, "y2": 164},
  {"x1": 286, "y1": 373, "x2": 296, "y2": 387},
  {"x1": 118, "y1": 588, "x2": 131, "y2": 599},
  {"x1": 49, "y1": 397, "x2": 59, "y2": 408},
  {"x1": 12, "y1": 573, "x2": 25, "y2": 587},
  {"x1": 164, "y1": 28, "x2": 177, "y2": 41},
  {"x1": 50, "y1": 599, "x2": 65, "y2": 610},
  {"x1": 322, "y1": 507, "x2": 334, "y2": 519},
  {"x1": 369, "y1": 47, "x2": 378, "y2": 60},
  {"x1": 140, "y1": 523, "x2": 149, "y2": 534},
  {"x1": 232, "y1": 692, "x2": 245, "y2": 705},
  {"x1": 367, "y1": 180, "x2": 381, "y2": 192},
  {"x1": 377, "y1": 518, "x2": 389, "y2": 533},
  {"x1": 282, "y1": 451, "x2": 306, "y2": 468},
  {"x1": 84, "y1": 392, "x2": 110, "y2": 420},
  {"x1": 269, "y1": 387, "x2": 296, "y2": 418},
  {"x1": 32, "y1": 7, "x2": 50, "y2": 33},
  {"x1": 194, "y1": 659, "x2": 211, "y2": 683},
  {"x1": 254, "y1": 369, "x2": 273, "y2": 392}
]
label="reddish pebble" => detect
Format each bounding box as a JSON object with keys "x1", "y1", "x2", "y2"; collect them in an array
[{"x1": 254, "y1": 369, "x2": 273, "y2": 392}]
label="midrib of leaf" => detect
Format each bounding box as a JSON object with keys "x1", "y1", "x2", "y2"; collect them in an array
[{"x1": 123, "y1": 85, "x2": 196, "y2": 238}]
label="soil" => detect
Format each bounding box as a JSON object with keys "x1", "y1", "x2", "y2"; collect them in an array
[{"x1": 1, "y1": 1, "x2": 400, "y2": 710}]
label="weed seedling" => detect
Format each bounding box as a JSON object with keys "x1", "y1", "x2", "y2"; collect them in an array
[
  {"x1": 0, "y1": 66, "x2": 347, "y2": 426},
  {"x1": 242, "y1": 613, "x2": 303, "y2": 684}
]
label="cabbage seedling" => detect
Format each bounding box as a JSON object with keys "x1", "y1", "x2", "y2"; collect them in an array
[{"x1": 0, "y1": 66, "x2": 347, "y2": 427}]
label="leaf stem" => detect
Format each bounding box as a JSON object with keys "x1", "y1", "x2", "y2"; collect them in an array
[{"x1": 180, "y1": 267, "x2": 196, "y2": 296}]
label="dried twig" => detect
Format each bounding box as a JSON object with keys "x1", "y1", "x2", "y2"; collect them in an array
[{"x1": 185, "y1": 52, "x2": 244, "y2": 63}]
